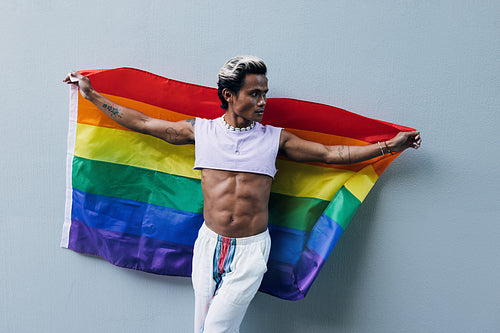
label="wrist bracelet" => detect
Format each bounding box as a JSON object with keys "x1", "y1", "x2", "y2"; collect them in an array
[
  {"x1": 377, "y1": 142, "x2": 385, "y2": 156},
  {"x1": 384, "y1": 141, "x2": 394, "y2": 155}
]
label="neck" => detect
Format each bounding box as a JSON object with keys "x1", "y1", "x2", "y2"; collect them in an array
[
  {"x1": 223, "y1": 113, "x2": 254, "y2": 128},
  {"x1": 222, "y1": 114, "x2": 255, "y2": 132}
]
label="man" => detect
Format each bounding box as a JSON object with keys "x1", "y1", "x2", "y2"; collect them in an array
[{"x1": 64, "y1": 56, "x2": 421, "y2": 332}]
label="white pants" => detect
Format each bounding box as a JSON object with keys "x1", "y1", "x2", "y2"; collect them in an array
[{"x1": 192, "y1": 223, "x2": 271, "y2": 333}]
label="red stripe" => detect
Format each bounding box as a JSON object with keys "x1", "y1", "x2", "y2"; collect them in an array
[
  {"x1": 217, "y1": 237, "x2": 231, "y2": 274},
  {"x1": 79, "y1": 68, "x2": 223, "y2": 119},
  {"x1": 264, "y1": 98, "x2": 414, "y2": 142},
  {"x1": 78, "y1": 68, "x2": 415, "y2": 142}
]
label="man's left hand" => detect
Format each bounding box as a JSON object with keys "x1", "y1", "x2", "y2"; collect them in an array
[{"x1": 388, "y1": 131, "x2": 422, "y2": 153}]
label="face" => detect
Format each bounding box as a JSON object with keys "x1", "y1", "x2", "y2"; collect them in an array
[{"x1": 225, "y1": 73, "x2": 268, "y2": 123}]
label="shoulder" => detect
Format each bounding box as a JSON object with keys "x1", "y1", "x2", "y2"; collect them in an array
[
  {"x1": 278, "y1": 128, "x2": 293, "y2": 142},
  {"x1": 259, "y1": 122, "x2": 283, "y2": 134},
  {"x1": 193, "y1": 117, "x2": 217, "y2": 129},
  {"x1": 278, "y1": 129, "x2": 311, "y2": 151}
]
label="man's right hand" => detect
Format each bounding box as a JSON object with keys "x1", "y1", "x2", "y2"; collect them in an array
[
  {"x1": 62, "y1": 70, "x2": 195, "y2": 145},
  {"x1": 63, "y1": 72, "x2": 95, "y2": 100}
]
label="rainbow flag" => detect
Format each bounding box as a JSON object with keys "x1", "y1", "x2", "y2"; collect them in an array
[{"x1": 61, "y1": 68, "x2": 413, "y2": 301}]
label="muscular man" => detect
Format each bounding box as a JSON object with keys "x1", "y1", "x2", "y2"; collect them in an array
[{"x1": 64, "y1": 56, "x2": 420, "y2": 332}]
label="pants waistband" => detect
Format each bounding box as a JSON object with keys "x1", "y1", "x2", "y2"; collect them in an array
[{"x1": 199, "y1": 222, "x2": 269, "y2": 245}]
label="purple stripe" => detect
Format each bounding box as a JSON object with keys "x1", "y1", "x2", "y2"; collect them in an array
[
  {"x1": 294, "y1": 246, "x2": 326, "y2": 297},
  {"x1": 68, "y1": 217, "x2": 326, "y2": 300},
  {"x1": 260, "y1": 247, "x2": 326, "y2": 301},
  {"x1": 260, "y1": 260, "x2": 303, "y2": 300},
  {"x1": 68, "y1": 218, "x2": 194, "y2": 276}
]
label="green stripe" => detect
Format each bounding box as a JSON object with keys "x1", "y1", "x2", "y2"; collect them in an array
[
  {"x1": 72, "y1": 156, "x2": 204, "y2": 213},
  {"x1": 72, "y1": 156, "x2": 332, "y2": 232},
  {"x1": 323, "y1": 186, "x2": 361, "y2": 230},
  {"x1": 269, "y1": 193, "x2": 329, "y2": 232}
]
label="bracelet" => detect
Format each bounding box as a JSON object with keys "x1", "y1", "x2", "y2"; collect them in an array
[
  {"x1": 384, "y1": 141, "x2": 394, "y2": 155},
  {"x1": 377, "y1": 142, "x2": 385, "y2": 156}
]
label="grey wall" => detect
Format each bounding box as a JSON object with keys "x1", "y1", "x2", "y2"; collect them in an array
[{"x1": 1, "y1": 1, "x2": 499, "y2": 332}]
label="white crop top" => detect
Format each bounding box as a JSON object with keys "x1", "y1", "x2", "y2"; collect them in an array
[{"x1": 193, "y1": 117, "x2": 283, "y2": 178}]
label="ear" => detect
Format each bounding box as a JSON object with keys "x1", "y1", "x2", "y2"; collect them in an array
[{"x1": 222, "y1": 88, "x2": 233, "y2": 104}]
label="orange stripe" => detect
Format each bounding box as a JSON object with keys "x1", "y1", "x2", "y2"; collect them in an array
[
  {"x1": 78, "y1": 94, "x2": 370, "y2": 146},
  {"x1": 279, "y1": 128, "x2": 399, "y2": 173},
  {"x1": 372, "y1": 153, "x2": 399, "y2": 175},
  {"x1": 77, "y1": 93, "x2": 193, "y2": 131},
  {"x1": 276, "y1": 154, "x2": 395, "y2": 173},
  {"x1": 285, "y1": 128, "x2": 368, "y2": 146}
]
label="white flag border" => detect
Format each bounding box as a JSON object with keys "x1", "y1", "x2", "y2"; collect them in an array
[{"x1": 60, "y1": 84, "x2": 79, "y2": 248}]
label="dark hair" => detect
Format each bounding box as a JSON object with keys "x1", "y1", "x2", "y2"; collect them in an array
[{"x1": 217, "y1": 56, "x2": 267, "y2": 110}]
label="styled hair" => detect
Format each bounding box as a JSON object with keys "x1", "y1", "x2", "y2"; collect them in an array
[{"x1": 217, "y1": 55, "x2": 267, "y2": 110}]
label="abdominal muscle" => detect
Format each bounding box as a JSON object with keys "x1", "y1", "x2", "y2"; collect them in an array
[{"x1": 200, "y1": 169, "x2": 273, "y2": 238}]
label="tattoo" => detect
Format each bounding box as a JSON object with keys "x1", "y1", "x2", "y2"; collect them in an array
[
  {"x1": 336, "y1": 145, "x2": 352, "y2": 163},
  {"x1": 102, "y1": 103, "x2": 122, "y2": 118},
  {"x1": 186, "y1": 118, "x2": 195, "y2": 126},
  {"x1": 165, "y1": 127, "x2": 180, "y2": 144},
  {"x1": 338, "y1": 145, "x2": 345, "y2": 161}
]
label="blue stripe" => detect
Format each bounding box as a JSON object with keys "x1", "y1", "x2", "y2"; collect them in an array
[
  {"x1": 213, "y1": 237, "x2": 222, "y2": 285},
  {"x1": 71, "y1": 188, "x2": 204, "y2": 246},
  {"x1": 72, "y1": 188, "x2": 315, "y2": 266},
  {"x1": 224, "y1": 239, "x2": 236, "y2": 274},
  {"x1": 268, "y1": 224, "x2": 308, "y2": 265},
  {"x1": 306, "y1": 214, "x2": 344, "y2": 260}
]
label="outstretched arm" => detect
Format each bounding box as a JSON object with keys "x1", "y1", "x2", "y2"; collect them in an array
[
  {"x1": 279, "y1": 130, "x2": 421, "y2": 164},
  {"x1": 63, "y1": 72, "x2": 195, "y2": 145}
]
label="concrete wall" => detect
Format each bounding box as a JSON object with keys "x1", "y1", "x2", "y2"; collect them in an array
[{"x1": 1, "y1": 1, "x2": 498, "y2": 332}]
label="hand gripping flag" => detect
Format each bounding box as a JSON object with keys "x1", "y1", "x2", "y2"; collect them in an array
[{"x1": 61, "y1": 68, "x2": 414, "y2": 300}]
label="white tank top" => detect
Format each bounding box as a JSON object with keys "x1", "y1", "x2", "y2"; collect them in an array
[{"x1": 193, "y1": 117, "x2": 283, "y2": 178}]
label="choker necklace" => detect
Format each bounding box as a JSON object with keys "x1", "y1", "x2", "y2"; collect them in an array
[{"x1": 222, "y1": 116, "x2": 255, "y2": 132}]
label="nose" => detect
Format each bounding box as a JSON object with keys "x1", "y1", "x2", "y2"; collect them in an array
[{"x1": 258, "y1": 94, "x2": 267, "y2": 107}]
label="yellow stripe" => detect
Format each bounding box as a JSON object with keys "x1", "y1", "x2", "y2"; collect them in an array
[
  {"x1": 74, "y1": 124, "x2": 360, "y2": 201},
  {"x1": 75, "y1": 123, "x2": 201, "y2": 179},
  {"x1": 344, "y1": 165, "x2": 379, "y2": 202},
  {"x1": 273, "y1": 159, "x2": 354, "y2": 201}
]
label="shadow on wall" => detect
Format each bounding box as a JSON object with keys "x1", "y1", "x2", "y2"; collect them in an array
[
  {"x1": 243, "y1": 181, "x2": 383, "y2": 332},
  {"x1": 246, "y1": 151, "x2": 434, "y2": 332}
]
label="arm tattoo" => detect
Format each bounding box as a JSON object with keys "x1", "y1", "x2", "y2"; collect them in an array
[
  {"x1": 338, "y1": 145, "x2": 345, "y2": 161},
  {"x1": 102, "y1": 103, "x2": 122, "y2": 118},
  {"x1": 337, "y1": 145, "x2": 352, "y2": 163},
  {"x1": 164, "y1": 127, "x2": 180, "y2": 144},
  {"x1": 186, "y1": 118, "x2": 195, "y2": 126}
]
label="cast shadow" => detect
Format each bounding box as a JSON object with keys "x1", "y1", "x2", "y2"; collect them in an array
[
  {"x1": 246, "y1": 153, "x2": 433, "y2": 332},
  {"x1": 245, "y1": 189, "x2": 381, "y2": 332}
]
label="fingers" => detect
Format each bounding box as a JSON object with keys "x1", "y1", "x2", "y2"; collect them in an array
[
  {"x1": 63, "y1": 71, "x2": 83, "y2": 84},
  {"x1": 71, "y1": 71, "x2": 84, "y2": 79},
  {"x1": 394, "y1": 131, "x2": 421, "y2": 150},
  {"x1": 408, "y1": 131, "x2": 421, "y2": 149}
]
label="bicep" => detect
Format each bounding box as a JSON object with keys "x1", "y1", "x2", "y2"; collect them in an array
[
  {"x1": 279, "y1": 130, "x2": 330, "y2": 162},
  {"x1": 144, "y1": 118, "x2": 195, "y2": 145}
]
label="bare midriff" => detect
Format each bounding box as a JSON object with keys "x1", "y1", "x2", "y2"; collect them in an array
[{"x1": 200, "y1": 169, "x2": 273, "y2": 238}]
